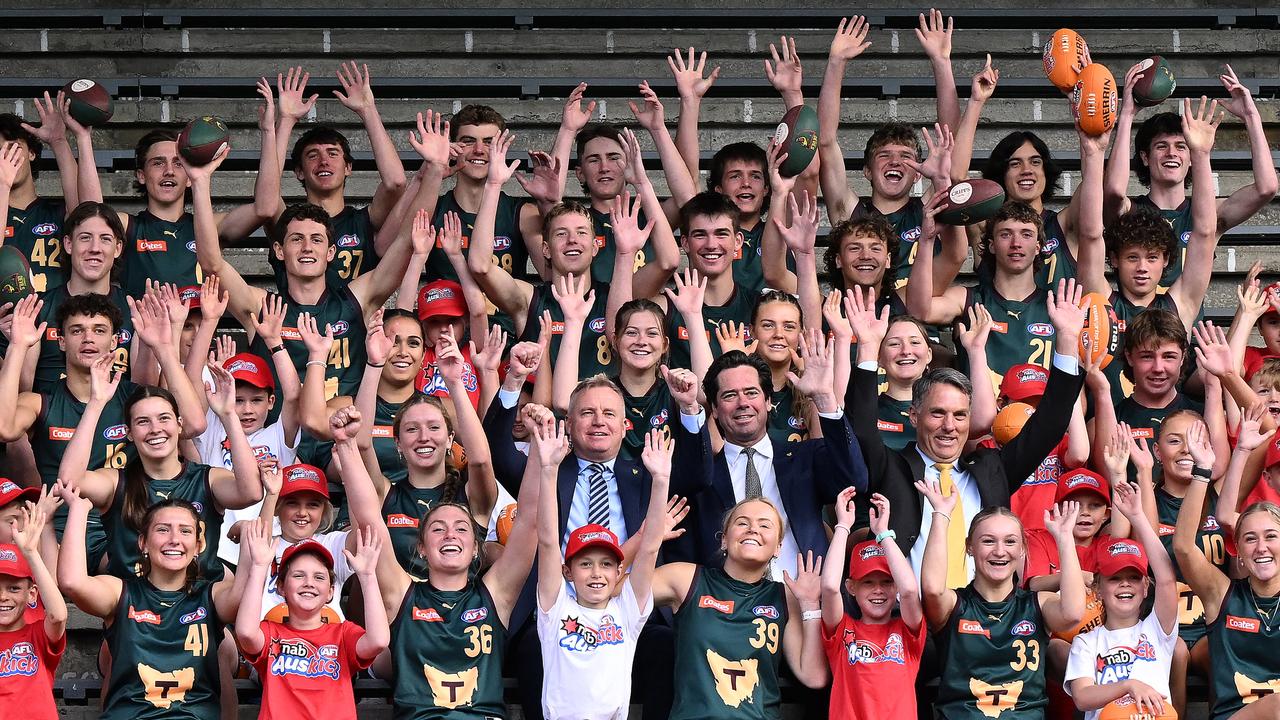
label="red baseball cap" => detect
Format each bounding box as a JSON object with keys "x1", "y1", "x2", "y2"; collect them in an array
[
  {"x1": 847, "y1": 540, "x2": 891, "y2": 581},
  {"x1": 1264, "y1": 435, "x2": 1280, "y2": 471},
  {"x1": 417, "y1": 280, "x2": 468, "y2": 322},
  {"x1": 1261, "y1": 282, "x2": 1280, "y2": 317},
  {"x1": 0, "y1": 543, "x2": 31, "y2": 580},
  {"x1": 999, "y1": 364, "x2": 1049, "y2": 403},
  {"x1": 278, "y1": 539, "x2": 334, "y2": 573},
  {"x1": 279, "y1": 464, "x2": 330, "y2": 500},
  {"x1": 1096, "y1": 538, "x2": 1148, "y2": 577},
  {"x1": 224, "y1": 353, "x2": 275, "y2": 391},
  {"x1": 0, "y1": 479, "x2": 38, "y2": 508},
  {"x1": 1055, "y1": 468, "x2": 1111, "y2": 504},
  {"x1": 564, "y1": 524, "x2": 623, "y2": 562}
]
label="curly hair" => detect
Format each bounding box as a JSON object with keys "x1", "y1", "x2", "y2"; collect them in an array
[
  {"x1": 1104, "y1": 206, "x2": 1177, "y2": 265},
  {"x1": 863, "y1": 122, "x2": 921, "y2": 161},
  {"x1": 823, "y1": 215, "x2": 900, "y2": 303}
]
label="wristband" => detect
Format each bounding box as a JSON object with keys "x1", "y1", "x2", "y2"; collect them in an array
[
  {"x1": 932, "y1": 511, "x2": 951, "y2": 521},
  {"x1": 1191, "y1": 466, "x2": 1213, "y2": 481},
  {"x1": 875, "y1": 529, "x2": 897, "y2": 543},
  {"x1": 268, "y1": 344, "x2": 285, "y2": 355},
  {"x1": 801, "y1": 610, "x2": 823, "y2": 622},
  {"x1": 833, "y1": 524, "x2": 851, "y2": 535},
  {"x1": 367, "y1": 362, "x2": 385, "y2": 368},
  {"x1": 305, "y1": 360, "x2": 327, "y2": 369}
]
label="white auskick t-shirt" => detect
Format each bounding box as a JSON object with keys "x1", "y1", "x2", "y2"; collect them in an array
[{"x1": 1065, "y1": 611, "x2": 1178, "y2": 720}]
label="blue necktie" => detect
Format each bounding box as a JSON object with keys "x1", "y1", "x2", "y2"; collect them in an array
[{"x1": 586, "y1": 463, "x2": 610, "y2": 529}]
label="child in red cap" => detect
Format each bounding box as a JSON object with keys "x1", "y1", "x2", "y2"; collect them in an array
[
  {"x1": 535, "y1": 428, "x2": 671, "y2": 720},
  {"x1": 820, "y1": 487, "x2": 925, "y2": 720},
  {"x1": 235, "y1": 518, "x2": 389, "y2": 720},
  {"x1": 1065, "y1": 481, "x2": 1179, "y2": 719},
  {"x1": 0, "y1": 505, "x2": 65, "y2": 720}
]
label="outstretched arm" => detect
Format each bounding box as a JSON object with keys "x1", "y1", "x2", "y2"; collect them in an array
[
  {"x1": 334, "y1": 62, "x2": 407, "y2": 229},
  {"x1": 54, "y1": 484, "x2": 123, "y2": 619},
  {"x1": 817, "y1": 18, "x2": 871, "y2": 224},
  {"x1": 669, "y1": 47, "x2": 718, "y2": 184},
  {"x1": 1169, "y1": 97, "x2": 1225, "y2": 323},
  {"x1": 1214, "y1": 66, "x2": 1279, "y2": 232},
  {"x1": 916, "y1": 9, "x2": 960, "y2": 131}
]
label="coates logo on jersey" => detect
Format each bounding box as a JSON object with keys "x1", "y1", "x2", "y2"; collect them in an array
[
  {"x1": 47, "y1": 427, "x2": 74, "y2": 441},
  {"x1": 32, "y1": 223, "x2": 58, "y2": 236},
  {"x1": 412, "y1": 607, "x2": 443, "y2": 622},
  {"x1": 900, "y1": 227, "x2": 922, "y2": 243},
  {"x1": 269, "y1": 638, "x2": 341, "y2": 681},
  {"x1": 845, "y1": 630, "x2": 906, "y2": 666},
  {"x1": 462, "y1": 608, "x2": 489, "y2": 624},
  {"x1": 752, "y1": 605, "x2": 780, "y2": 620},
  {"x1": 337, "y1": 234, "x2": 360, "y2": 248},
  {"x1": 102, "y1": 424, "x2": 128, "y2": 441},
  {"x1": 1011, "y1": 620, "x2": 1037, "y2": 637},
  {"x1": 1226, "y1": 615, "x2": 1260, "y2": 633},
  {"x1": 128, "y1": 606, "x2": 161, "y2": 624},
  {"x1": 958, "y1": 620, "x2": 990, "y2": 637},
  {"x1": 1027, "y1": 323, "x2": 1054, "y2": 337},
  {"x1": 0, "y1": 642, "x2": 39, "y2": 678},
  {"x1": 558, "y1": 613, "x2": 626, "y2": 652},
  {"x1": 180, "y1": 607, "x2": 208, "y2": 625},
  {"x1": 492, "y1": 235, "x2": 512, "y2": 251},
  {"x1": 588, "y1": 318, "x2": 607, "y2": 334},
  {"x1": 137, "y1": 238, "x2": 167, "y2": 252},
  {"x1": 329, "y1": 321, "x2": 350, "y2": 337},
  {"x1": 386, "y1": 514, "x2": 419, "y2": 529},
  {"x1": 649, "y1": 408, "x2": 669, "y2": 428},
  {"x1": 698, "y1": 595, "x2": 735, "y2": 614}
]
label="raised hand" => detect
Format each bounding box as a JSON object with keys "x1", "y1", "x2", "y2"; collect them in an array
[
  {"x1": 343, "y1": 525, "x2": 383, "y2": 577},
  {"x1": 53, "y1": 477, "x2": 92, "y2": 514},
  {"x1": 844, "y1": 286, "x2": 889, "y2": 350},
  {"x1": 662, "y1": 495, "x2": 690, "y2": 541},
  {"x1": 906, "y1": 123, "x2": 954, "y2": 184},
  {"x1": 787, "y1": 329, "x2": 836, "y2": 405},
  {"x1": 434, "y1": 329, "x2": 466, "y2": 385},
  {"x1": 485, "y1": 129, "x2": 521, "y2": 187},
  {"x1": 528, "y1": 414, "x2": 570, "y2": 468},
  {"x1": 249, "y1": 293, "x2": 288, "y2": 348},
  {"x1": 258, "y1": 458, "x2": 282, "y2": 497},
  {"x1": 551, "y1": 272, "x2": 594, "y2": 322},
  {"x1": 1045, "y1": 501, "x2": 1082, "y2": 544},
  {"x1": 668, "y1": 47, "x2": 720, "y2": 100},
  {"x1": 829, "y1": 16, "x2": 872, "y2": 63},
  {"x1": 1102, "y1": 423, "x2": 1132, "y2": 480},
  {"x1": 782, "y1": 551, "x2": 824, "y2": 609},
  {"x1": 329, "y1": 405, "x2": 363, "y2": 443},
  {"x1": 12, "y1": 505, "x2": 47, "y2": 558},
  {"x1": 1237, "y1": 269, "x2": 1267, "y2": 320},
  {"x1": 1112, "y1": 480, "x2": 1145, "y2": 523},
  {"x1": 1217, "y1": 64, "x2": 1258, "y2": 120},
  {"x1": 914, "y1": 8, "x2": 953, "y2": 61},
  {"x1": 149, "y1": 280, "x2": 190, "y2": 332},
  {"x1": 1184, "y1": 419, "x2": 1214, "y2": 470},
  {"x1": 1046, "y1": 278, "x2": 1086, "y2": 348},
  {"x1": 507, "y1": 340, "x2": 544, "y2": 378},
  {"x1": 561, "y1": 82, "x2": 597, "y2": 133},
  {"x1": 211, "y1": 335, "x2": 237, "y2": 368},
  {"x1": 206, "y1": 363, "x2": 236, "y2": 417},
  {"x1": 21, "y1": 91, "x2": 68, "y2": 146},
  {"x1": 0, "y1": 144, "x2": 22, "y2": 192},
  {"x1": 715, "y1": 320, "x2": 754, "y2": 355},
  {"x1": 914, "y1": 478, "x2": 957, "y2": 515},
  {"x1": 823, "y1": 290, "x2": 853, "y2": 341},
  {"x1": 241, "y1": 517, "x2": 277, "y2": 568},
  {"x1": 640, "y1": 428, "x2": 674, "y2": 480},
  {"x1": 955, "y1": 303, "x2": 993, "y2": 353},
  {"x1": 970, "y1": 54, "x2": 1000, "y2": 103},
  {"x1": 128, "y1": 292, "x2": 173, "y2": 351},
  {"x1": 470, "y1": 324, "x2": 507, "y2": 376},
  {"x1": 617, "y1": 127, "x2": 648, "y2": 189},
  {"x1": 297, "y1": 312, "x2": 334, "y2": 361},
  {"x1": 1124, "y1": 423, "x2": 1155, "y2": 476},
  {"x1": 1180, "y1": 96, "x2": 1222, "y2": 156},
  {"x1": 411, "y1": 208, "x2": 439, "y2": 257},
  {"x1": 611, "y1": 185, "x2": 656, "y2": 255},
  {"x1": 276, "y1": 66, "x2": 318, "y2": 122},
  {"x1": 30, "y1": 484, "x2": 62, "y2": 520},
  {"x1": 408, "y1": 109, "x2": 451, "y2": 168},
  {"x1": 628, "y1": 81, "x2": 666, "y2": 134},
  {"x1": 763, "y1": 35, "x2": 803, "y2": 100},
  {"x1": 867, "y1": 491, "x2": 892, "y2": 537},
  {"x1": 88, "y1": 354, "x2": 121, "y2": 404},
  {"x1": 199, "y1": 274, "x2": 229, "y2": 321},
  {"x1": 333, "y1": 61, "x2": 378, "y2": 117},
  {"x1": 365, "y1": 309, "x2": 393, "y2": 367},
  {"x1": 1191, "y1": 321, "x2": 1234, "y2": 378},
  {"x1": 663, "y1": 268, "x2": 707, "y2": 320},
  {"x1": 765, "y1": 137, "x2": 798, "y2": 197},
  {"x1": 1237, "y1": 402, "x2": 1277, "y2": 452},
  {"x1": 833, "y1": 486, "x2": 858, "y2": 530},
  {"x1": 660, "y1": 365, "x2": 700, "y2": 413},
  {"x1": 772, "y1": 190, "x2": 819, "y2": 255},
  {"x1": 513, "y1": 150, "x2": 563, "y2": 207},
  {"x1": 7, "y1": 292, "x2": 44, "y2": 349}
]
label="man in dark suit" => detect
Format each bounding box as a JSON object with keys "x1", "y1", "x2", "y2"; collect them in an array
[
  {"x1": 679, "y1": 334, "x2": 867, "y2": 576},
  {"x1": 844, "y1": 279, "x2": 1088, "y2": 585},
  {"x1": 483, "y1": 342, "x2": 710, "y2": 720}
]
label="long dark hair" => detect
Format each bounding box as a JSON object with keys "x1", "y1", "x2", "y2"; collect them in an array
[
  {"x1": 122, "y1": 385, "x2": 182, "y2": 534},
  {"x1": 137, "y1": 498, "x2": 202, "y2": 592},
  {"x1": 393, "y1": 394, "x2": 463, "y2": 504}
]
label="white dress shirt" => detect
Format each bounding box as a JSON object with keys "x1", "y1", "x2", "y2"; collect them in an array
[
  {"x1": 909, "y1": 448, "x2": 982, "y2": 586},
  {"x1": 724, "y1": 435, "x2": 801, "y2": 581}
]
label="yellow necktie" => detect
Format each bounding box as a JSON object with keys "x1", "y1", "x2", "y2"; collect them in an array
[{"x1": 937, "y1": 462, "x2": 968, "y2": 589}]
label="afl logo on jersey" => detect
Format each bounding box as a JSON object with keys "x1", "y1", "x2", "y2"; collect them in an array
[
  {"x1": 901, "y1": 227, "x2": 921, "y2": 242},
  {"x1": 752, "y1": 605, "x2": 780, "y2": 620},
  {"x1": 650, "y1": 408, "x2": 669, "y2": 427},
  {"x1": 32, "y1": 223, "x2": 57, "y2": 236},
  {"x1": 337, "y1": 234, "x2": 360, "y2": 248},
  {"x1": 1180, "y1": 231, "x2": 1191, "y2": 245},
  {"x1": 787, "y1": 416, "x2": 806, "y2": 430},
  {"x1": 330, "y1": 321, "x2": 349, "y2": 337},
  {"x1": 1027, "y1": 323, "x2": 1054, "y2": 337},
  {"x1": 116, "y1": 328, "x2": 132, "y2": 344},
  {"x1": 180, "y1": 607, "x2": 208, "y2": 625},
  {"x1": 589, "y1": 318, "x2": 606, "y2": 334},
  {"x1": 492, "y1": 236, "x2": 512, "y2": 251},
  {"x1": 1041, "y1": 236, "x2": 1059, "y2": 254},
  {"x1": 1202, "y1": 516, "x2": 1221, "y2": 532},
  {"x1": 462, "y1": 608, "x2": 489, "y2": 624},
  {"x1": 186, "y1": 240, "x2": 197, "y2": 252},
  {"x1": 1011, "y1": 620, "x2": 1037, "y2": 637},
  {"x1": 103, "y1": 424, "x2": 127, "y2": 441}
]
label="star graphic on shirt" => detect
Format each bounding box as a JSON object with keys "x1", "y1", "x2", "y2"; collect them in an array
[{"x1": 561, "y1": 616, "x2": 581, "y2": 634}]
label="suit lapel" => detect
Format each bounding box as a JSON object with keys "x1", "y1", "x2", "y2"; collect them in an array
[
  {"x1": 558, "y1": 459, "x2": 577, "y2": 537},
  {"x1": 615, "y1": 456, "x2": 645, "y2": 535},
  {"x1": 712, "y1": 453, "x2": 736, "y2": 508}
]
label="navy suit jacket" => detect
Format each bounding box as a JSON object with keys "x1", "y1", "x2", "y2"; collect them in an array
[{"x1": 672, "y1": 412, "x2": 868, "y2": 566}]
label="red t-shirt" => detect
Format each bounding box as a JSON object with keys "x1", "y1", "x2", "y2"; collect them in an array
[
  {"x1": 0, "y1": 620, "x2": 65, "y2": 720},
  {"x1": 822, "y1": 614, "x2": 926, "y2": 720},
  {"x1": 245, "y1": 619, "x2": 372, "y2": 720},
  {"x1": 1010, "y1": 437, "x2": 1072, "y2": 532},
  {"x1": 1023, "y1": 529, "x2": 1112, "y2": 581},
  {"x1": 418, "y1": 346, "x2": 481, "y2": 411},
  {"x1": 22, "y1": 597, "x2": 43, "y2": 626}
]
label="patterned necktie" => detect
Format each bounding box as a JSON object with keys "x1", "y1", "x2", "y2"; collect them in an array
[
  {"x1": 586, "y1": 462, "x2": 610, "y2": 529},
  {"x1": 936, "y1": 462, "x2": 967, "y2": 589},
  {"x1": 742, "y1": 447, "x2": 763, "y2": 500}
]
